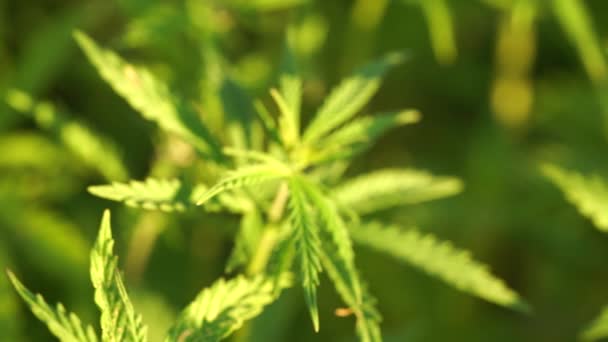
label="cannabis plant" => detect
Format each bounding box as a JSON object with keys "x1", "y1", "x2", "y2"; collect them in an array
[
  {"x1": 543, "y1": 164, "x2": 608, "y2": 341},
  {"x1": 7, "y1": 30, "x2": 525, "y2": 341}
]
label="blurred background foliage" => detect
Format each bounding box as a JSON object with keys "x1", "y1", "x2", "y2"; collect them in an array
[{"x1": 2, "y1": 0, "x2": 608, "y2": 341}]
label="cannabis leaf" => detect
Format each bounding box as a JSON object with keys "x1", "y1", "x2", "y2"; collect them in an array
[
  {"x1": 297, "y1": 177, "x2": 383, "y2": 340},
  {"x1": 91, "y1": 210, "x2": 148, "y2": 341},
  {"x1": 303, "y1": 52, "x2": 407, "y2": 143},
  {"x1": 311, "y1": 110, "x2": 420, "y2": 164},
  {"x1": 350, "y1": 222, "x2": 525, "y2": 310},
  {"x1": 541, "y1": 164, "x2": 608, "y2": 232},
  {"x1": 277, "y1": 26, "x2": 302, "y2": 147},
  {"x1": 417, "y1": 0, "x2": 457, "y2": 65},
  {"x1": 552, "y1": 0, "x2": 606, "y2": 83},
  {"x1": 333, "y1": 168, "x2": 463, "y2": 215},
  {"x1": 582, "y1": 305, "x2": 608, "y2": 341},
  {"x1": 88, "y1": 178, "x2": 205, "y2": 212},
  {"x1": 319, "y1": 244, "x2": 382, "y2": 342},
  {"x1": 166, "y1": 274, "x2": 291, "y2": 341},
  {"x1": 287, "y1": 176, "x2": 323, "y2": 331},
  {"x1": 6, "y1": 271, "x2": 98, "y2": 342},
  {"x1": 5, "y1": 89, "x2": 128, "y2": 181},
  {"x1": 542, "y1": 165, "x2": 608, "y2": 339},
  {"x1": 196, "y1": 163, "x2": 291, "y2": 205},
  {"x1": 314, "y1": 219, "x2": 381, "y2": 341},
  {"x1": 74, "y1": 31, "x2": 223, "y2": 162}
]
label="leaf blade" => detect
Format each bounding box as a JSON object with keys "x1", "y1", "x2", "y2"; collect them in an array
[
  {"x1": 166, "y1": 274, "x2": 291, "y2": 341},
  {"x1": 303, "y1": 52, "x2": 406, "y2": 143},
  {"x1": 91, "y1": 210, "x2": 147, "y2": 342},
  {"x1": 582, "y1": 305, "x2": 608, "y2": 341},
  {"x1": 196, "y1": 163, "x2": 290, "y2": 205},
  {"x1": 88, "y1": 178, "x2": 202, "y2": 212},
  {"x1": 541, "y1": 164, "x2": 608, "y2": 232},
  {"x1": 350, "y1": 222, "x2": 525, "y2": 310},
  {"x1": 74, "y1": 31, "x2": 223, "y2": 161},
  {"x1": 6, "y1": 271, "x2": 97, "y2": 342},
  {"x1": 333, "y1": 168, "x2": 463, "y2": 215},
  {"x1": 287, "y1": 176, "x2": 323, "y2": 332}
]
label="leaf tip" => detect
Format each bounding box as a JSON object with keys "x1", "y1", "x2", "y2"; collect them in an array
[
  {"x1": 511, "y1": 298, "x2": 533, "y2": 315},
  {"x1": 87, "y1": 185, "x2": 104, "y2": 197},
  {"x1": 304, "y1": 290, "x2": 320, "y2": 332},
  {"x1": 72, "y1": 29, "x2": 88, "y2": 46},
  {"x1": 5, "y1": 268, "x2": 14, "y2": 281},
  {"x1": 396, "y1": 109, "x2": 422, "y2": 125},
  {"x1": 5, "y1": 269, "x2": 22, "y2": 292},
  {"x1": 99, "y1": 209, "x2": 112, "y2": 240}
]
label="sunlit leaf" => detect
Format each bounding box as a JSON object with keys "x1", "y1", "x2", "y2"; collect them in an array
[
  {"x1": 351, "y1": 222, "x2": 526, "y2": 310},
  {"x1": 303, "y1": 52, "x2": 407, "y2": 143},
  {"x1": 333, "y1": 168, "x2": 463, "y2": 214},
  {"x1": 74, "y1": 31, "x2": 223, "y2": 162},
  {"x1": 91, "y1": 210, "x2": 147, "y2": 341},
  {"x1": 88, "y1": 178, "x2": 205, "y2": 212},
  {"x1": 287, "y1": 176, "x2": 322, "y2": 332},
  {"x1": 197, "y1": 163, "x2": 291, "y2": 205},
  {"x1": 582, "y1": 305, "x2": 608, "y2": 341},
  {"x1": 542, "y1": 164, "x2": 608, "y2": 232},
  {"x1": 166, "y1": 274, "x2": 291, "y2": 341},
  {"x1": 7, "y1": 271, "x2": 97, "y2": 342},
  {"x1": 552, "y1": 0, "x2": 607, "y2": 83}
]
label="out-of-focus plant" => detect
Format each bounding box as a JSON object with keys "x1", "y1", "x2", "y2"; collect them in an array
[
  {"x1": 8, "y1": 210, "x2": 290, "y2": 342},
  {"x1": 7, "y1": 27, "x2": 529, "y2": 341},
  {"x1": 403, "y1": 0, "x2": 457, "y2": 65},
  {"x1": 0, "y1": 87, "x2": 132, "y2": 341},
  {"x1": 484, "y1": 0, "x2": 607, "y2": 131},
  {"x1": 542, "y1": 164, "x2": 608, "y2": 341}
]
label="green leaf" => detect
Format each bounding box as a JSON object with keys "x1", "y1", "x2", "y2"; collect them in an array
[
  {"x1": 298, "y1": 179, "x2": 381, "y2": 341},
  {"x1": 277, "y1": 27, "x2": 302, "y2": 146},
  {"x1": 299, "y1": 179, "x2": 361, "y2": 302},
  {"x1": 333, "y1": 168, "x2": 463, "y2": 215},
  {"x1": 287, "y1": 176, "x2": 323, "y2": 332},
  {"x1": 582, "y1": 305, "x2": 608, "y2": 341},
  {"x1": 197, "y1": 163, "x2": 291, "y2": 205},
  {"x1": 0, "y1": 132, "x2": 67, "y2": 171},
  {"x1": 552, "y1": 0, "x2": 607, "y2": 83},
  {"x1": 88, "y1": 178, "x2": 205, "y2": 212},
  {"x1": 350, "y1": 222, "x2": 525, "y2": 310},
  {"x1": 318, "y1": 248, "x2": 382, "y2": 342},
  {"x1": 165, "y1": 274, "x2": 291, "y2": 341},
  {"x1": 312, "y1": 110, "x2": 420, "y2": 163},
  {"x1": 5, "y1": 89, "x2": 129, "y2": 181},
  {"x1": 303, "y1": 52, "x2": 406, "y2": 143},
  {"x1": 270, "y1": 88, "x2": 298, "y2": 147},
  {"x1": 91, "y1": 210, "x2": 147, "y2": 342},
  {"x1": 73, "y1": 31, "x2": 223, "y2": 162},
  {"x1": 219, "y1": 77, "x2": 259, "y2": 152},
  {"x1": 253, "y1": 100, "x2": 282, "y2": 145},
  {"x1": 541, "y1": 164, "x2": 608, "y2": 232},
  {"x1": 6, "y1": 271, "x2": 98, "y2": 342},
  {"x1": 58, "y1": 120, "x2": 129, "y2": 182},
  {"x1": 419, "y1": 0, "x2": 457, "y2": 65}
]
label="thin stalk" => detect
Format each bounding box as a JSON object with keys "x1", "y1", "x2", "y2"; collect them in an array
[{"x1": 245, "y1": 181, "x2": 290, "y2": 276}]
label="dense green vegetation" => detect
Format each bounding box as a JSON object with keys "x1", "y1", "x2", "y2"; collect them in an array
[{"x1": 3, "y1": 1, "x2": 608, "y2": 341}]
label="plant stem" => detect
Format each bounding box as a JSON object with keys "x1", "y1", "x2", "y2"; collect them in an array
[
  {"x1": 235, "y1": 182, "x2": 291, "y2": 342},
  {"x1": 245, "y1": 181, "x2": 290, "y2": 276}
]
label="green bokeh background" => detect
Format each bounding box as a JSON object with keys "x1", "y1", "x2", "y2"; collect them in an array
[{"x1": 2, "y1": 0, "x2": 608, "y2": 341}]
